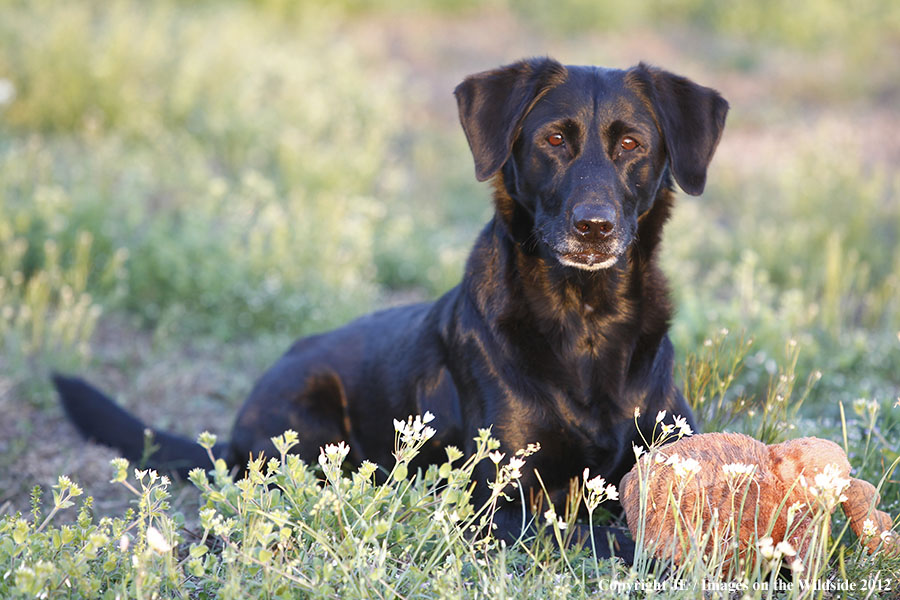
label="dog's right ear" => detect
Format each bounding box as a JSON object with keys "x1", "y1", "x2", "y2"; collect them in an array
[{"x1": 455, "y1": 58, "x2": 567, "y2": 182}]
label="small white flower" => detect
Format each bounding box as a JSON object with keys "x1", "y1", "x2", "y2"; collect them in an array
[
  {"x1": 394, "y1": 413, "x2": 438, "y2": 446},
  {"x1": 806, "y1": 463, "x2": 850, "y2": 509},
  {"x1": 672, "y1": 415, "x2": 693, "y2": 437},
  {"x1": 119, "y1": 534, "x2": 130, "y2": 553},
  {"x1": 786, "y1": 501, "x2": 806, "y2": 526},
  {"x1": 672, "y1": 457, "x2": 701, "y2": 481},
  {"x1": 605, "y1": 483, "x2": 619, "y2": 501},
  {"x1": 757, "y1": 536, "x2": 774, "y2": 560},
  {"x1": 508, "y1": 456, "x2": 526, "y2": 479},
  {"x1": 655, "y1": 410, "x2": 666, "y2": 423},
  {"x1": 584, "y1": 473, "x2": 607, "y2": 493},
  {"x1": 633, "y1": 407, "x2": 641, "y2": 418},
  {"x1": 582, "y1": 468, "x2": 619, "y2": 509},
  {"x1": 662, "y1": 453, "x2": 701, "y2": 481},
  {"x1": 775, "y1": 541, "x2": 796, "y2": 557},
  {"x1": 633, "y1": 444, "x2": 645, "y2": 460},
  {"x1": 543, "y1": 508, "x2": 566, "y2": 530},
  {"x1": 722, "y1": 463, "x2": 756, "y2": 479},
  {"x1": 146, "y1": 526, "x2": 172, "y2": 553},
  {"x1": 319, "y1": 441, "x2": 350, "y2": 467},
  {"x1": 790, "y1": 559, "x2": 804, "y2": 573},
  {"x1": 489, "y1": 451, "x2": 506, "y2": 464},
  {"x1": 863, "y1": 518, "x2": 877, "y2": 538}
]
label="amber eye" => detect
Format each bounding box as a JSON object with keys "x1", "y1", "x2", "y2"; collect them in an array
[
  {"x1": 547, "y1": 133, "x2": 565, "y2": 147},
  {"x1": 620, "y1": 136, "x2": 638, "y2": 151}
]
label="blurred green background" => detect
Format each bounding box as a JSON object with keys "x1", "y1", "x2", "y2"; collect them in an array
[{"x1": 0, "y1": 0, "x2": 898, "y2": 510}]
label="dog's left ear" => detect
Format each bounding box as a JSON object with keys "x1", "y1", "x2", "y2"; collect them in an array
[
  {"x1": 455, "y1": 58, "x2": 568, "y2": 182},
  {"x1": 637, "y1": 64, "x2": 729, "y2": 196}
]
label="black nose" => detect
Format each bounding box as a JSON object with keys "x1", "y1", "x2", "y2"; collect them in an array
[{"x1": 572, "y1": 203, "x2": 615, "y2": 240}]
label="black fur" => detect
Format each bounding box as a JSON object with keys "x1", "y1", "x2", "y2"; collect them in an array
[{"x1": 54, "y1": 58, "x2": 728, "y2": 562}]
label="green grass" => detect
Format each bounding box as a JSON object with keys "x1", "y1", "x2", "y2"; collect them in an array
[
  {"x1": 1, "y1": 0, "x2": 899, "y2": 597},
  {"x1": 1, "y1": 375, "x2": 898, "y2": 598}
]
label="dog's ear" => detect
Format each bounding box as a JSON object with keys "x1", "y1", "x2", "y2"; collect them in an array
[
  {"x1": 455, "y1": 58, "x2": 567, "y2": 182},
  {"x1": 637, "y1": 64, "x2": 729, "y2": 196}
]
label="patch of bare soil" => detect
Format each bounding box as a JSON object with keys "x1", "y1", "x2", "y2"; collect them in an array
[{"x1": 0, "y1": 317, "x2": 279, "y2": 519}]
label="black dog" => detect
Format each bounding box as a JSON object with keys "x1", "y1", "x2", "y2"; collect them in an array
[{"x1": 54, "y1": 58, "x2": 727, "y2": 559}]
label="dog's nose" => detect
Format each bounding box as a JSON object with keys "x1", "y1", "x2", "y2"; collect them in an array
[{"x1": 572, "y1": 204, "x2": 615, "y2": 240}]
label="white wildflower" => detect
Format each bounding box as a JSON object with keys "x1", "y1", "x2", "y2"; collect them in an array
[
  {"x1": 508, "y1": 456, "x2": 526, "y2": 479},
  {"x1": 862, "y1": 518, "x2": 877, "y2": 538},
  {"x1": 605, "y1": 483, "x2": 619, "y2": 501},
  {"x1": 146, "y1": 526, "x2": 172, "y2": 554},
  {"x1": 672, "y1": 457, "x2": 701, "y2": 481},
  {"x1": 633, "y1": 443, "x2": 645, "y2": 460},
  {"x1": 757, "y1": 536, "x2": 775, "y2": 560},
  {"x1": 489, "y1": 451, "x2": 506, "y2": 464},
  {"x1": 544, "y1": 508, "x2": 567, "y2": 530},
  {"x1": 665, "y1": 453, "x2": 701, "y2": 481},
  {"x1": 394, "y1": 413, "x2": 438, "y2": 446},
  {"x1": 786, "y1": 501, "x2": 806, "y2": 526},
  {"x1": 318, "y1": 441, "x2": 350, "y2": 467},
  {"x1": 806, "y1": 463, "x2": 850, "y2": 509},
  {"x1": 775, "y1": 541, "x2": 796, "y2": 557},
  {"x1": 583, "y1": 468, "x2": 612, "y2": 496},
  {"x1": 656, "y1": 410, "x2": 666, "y2": 423},
  {"x1": 722, "y1": 463, "x2": 756, "y2": 479},
  {"x1": 673, "y1": 414, "x2": 693, "y2": 437}
]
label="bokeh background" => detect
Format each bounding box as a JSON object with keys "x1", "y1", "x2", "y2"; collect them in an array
[{"x1": 1, "y1": 0, "x2": 898, "y2": 514}]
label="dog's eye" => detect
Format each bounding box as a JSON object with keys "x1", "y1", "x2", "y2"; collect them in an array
[
  {"x1": 620, "y1": 136, "x2": 639, "y2": 151},
  {"x1": 547, "y1": 133, "x2": 565, "y2": 147}
]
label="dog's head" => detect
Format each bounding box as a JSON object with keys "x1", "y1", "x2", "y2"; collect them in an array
[{"x1": 455, "y1": 58, "x2": 728, "y2": 271}]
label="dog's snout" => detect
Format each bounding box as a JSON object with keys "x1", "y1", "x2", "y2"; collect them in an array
[{"x1": 572, "y1": 204, "x2": 616, "y2": 240}]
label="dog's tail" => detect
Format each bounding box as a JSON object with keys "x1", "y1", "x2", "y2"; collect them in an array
[{"x1": 52, "y1": 373, "x2": 229, "y2": 479}]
